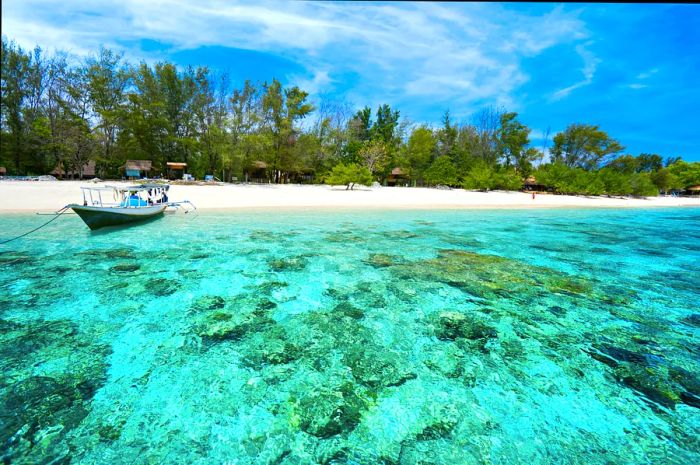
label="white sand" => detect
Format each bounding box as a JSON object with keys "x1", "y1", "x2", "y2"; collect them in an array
[{"x1": 1, "y1": 180, "x2": 699, "y2": 212}]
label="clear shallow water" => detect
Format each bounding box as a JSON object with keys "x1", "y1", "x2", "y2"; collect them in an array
[{"x1": 1, "y1": 208, "x2": 699, "y2": 465}]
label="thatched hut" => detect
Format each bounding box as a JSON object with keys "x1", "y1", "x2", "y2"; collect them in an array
[
  {"x1": 686, "y1": 185, "x2": 700, "y2": 196},
  {"x1": 387, "y1": 167, "x2": 409, "y2": 187},
  {"x1": 124, "y1": 160, "x2": 153, "y2": 179},
  {"x1": 50, "y1": 160, "x2": 96, "y2": 179},
  {"x1": 166, "y1": 162, "x2": 187, "y2": 180},
  {"x1": 246, "y1": 160, "x2": 268, "y2": 183},
  {"x1": 523, "y1": 175, "x2": 546, "y2": 191}
]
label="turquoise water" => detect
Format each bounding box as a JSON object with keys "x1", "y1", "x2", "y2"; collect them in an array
[{"x1": 1, "y1": 208, "x2": 699, "y2": 465}]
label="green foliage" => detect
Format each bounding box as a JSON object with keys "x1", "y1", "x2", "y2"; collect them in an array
[
  {"x1": 495, "y1": 168, "x2": 524, "y2": 191},
  {"x1": 436, "y1": 110, "x2": 457, "y2": 158},
  {"x1": 0, "y1": 36, "x2": 695, "y2": 189},
  {"x1": 551, "y1": 124, "x2": 624, "y2": 169},
  {"x1": 534, "y1": 163, "x2": 661, "y2": 197},
  {"x1": 650, "y1": 168, "x2": 681, "y2": 193},
  {"x1": 358, "y1": 139, "x2": 388, "y2": 176},
  {"x1": 630, "y1": 173, "x2": 658, "y2": 197},
  {"x1": 424, "y1": 156, "x2": 458, "y2": 187},
  {"x1": 324, "y1": 163, "x2": 372, "y2": 190},
  {"x1": 462, "y1": 162, "x2": 497, "y2": 191},
  {"x1": 370, "y1": 104, "x2": 400, "y2": 144},
  {"x1": 597, "y1": 168, "x2": 632, "y2": 196},
  {"x1": 667, "y1": 160, "x2": 700, "y2": 188},
  {"x1": 405, "y1": 126, "x2": 435, "y2": 182},
  {"x1": 497, "y1": 112, "x2": 530, "y2": 169}
]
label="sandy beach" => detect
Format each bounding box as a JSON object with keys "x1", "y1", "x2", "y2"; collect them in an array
[{"x1": 1, "y1": 180, "x2": 699, "y2": 212}]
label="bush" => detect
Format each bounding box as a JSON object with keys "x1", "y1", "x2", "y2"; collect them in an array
[
  {"x1": 462, "y1": 163, "x2": 497, "y2": 191},
  {"x1": 424, "y1": 156, "x2": 458, "y2": 187},
  {"x1": 630, "y1": 173, "x2": 658, "y2": 197},
  {"x1": 325, "y1": 163, "x2": 372, "y2": 190},
  {"x1": 495, "y1": 168, "x2": 523, "y2": 191}
]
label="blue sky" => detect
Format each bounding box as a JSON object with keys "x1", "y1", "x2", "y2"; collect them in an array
[{"x1": 2, "y1": 1, "x2": 699, "y2": 161}]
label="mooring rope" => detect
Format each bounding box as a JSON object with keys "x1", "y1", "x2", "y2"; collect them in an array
[{"x1": 0, "y1": 205, "x2": 71, "y2": 245}]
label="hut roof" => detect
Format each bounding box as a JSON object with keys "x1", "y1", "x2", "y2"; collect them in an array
[
  {"x1": 390, "y1": 167, "x2": 407, "y2": 176},
  {"x1": 251, "y1": 160, "x2": 268, "y2": 169},
  {"x1": 687, "y1": 185, "x2": 700, "y2": 191},
  {"x1": 524, "y1": 176, "x2": 537, "y2": 185},
  {"x1": 125, "y1": 160, "x2": 153, "y2": 171},
  {"x1": 50, "y1": 160, "x2": 95, "y2": 176},
  {"x1": 166, "y1": 162, "x2": 187, "y2": 169},
  {"x1": 0, "y1": 166, "x2": 6, "y2": 175}
]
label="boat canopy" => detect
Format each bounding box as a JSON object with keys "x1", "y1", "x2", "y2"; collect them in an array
[{"x1": 79, "y1": 184, "x2": 170, "y2": 208}]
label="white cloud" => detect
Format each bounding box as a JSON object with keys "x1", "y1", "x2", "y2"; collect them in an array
[
  {"x1": 2, "y1": 0, "x2": 589, "y2": 116},
  {"x1": 625, "y1": 67, "x2": 658, "y2": 90},
  {"x1": 551, "y1": 42, "x2": 600, "y2": 100},
  {"x1": 636, "y1": 68, "x2": 659, "y2": 80}
]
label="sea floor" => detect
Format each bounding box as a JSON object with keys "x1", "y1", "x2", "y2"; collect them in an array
[{"x1": 1, "y1": 208, "x2": 699, "y2": 464}]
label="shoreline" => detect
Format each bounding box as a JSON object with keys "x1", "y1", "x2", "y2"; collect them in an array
[{"x1": 1, "y1": 180, "x2": 699, "y2": 212}]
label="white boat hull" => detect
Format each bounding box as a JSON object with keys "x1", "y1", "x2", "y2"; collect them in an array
[{"x1": 69, "y1": 204, "x2": 167, "y2": 230}]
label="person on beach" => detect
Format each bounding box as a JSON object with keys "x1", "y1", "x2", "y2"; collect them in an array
[{"x1": 532, "y1": 192, "x2": 536, "y2": 200}]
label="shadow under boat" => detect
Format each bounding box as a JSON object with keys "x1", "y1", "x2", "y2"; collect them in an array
[{"x1": 86, "y1": 213, "x2": 165, "y2": 235}]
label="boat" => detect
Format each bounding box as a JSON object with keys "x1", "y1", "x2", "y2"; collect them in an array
[{"x1": 69, "y1": 184, "x2": 191, "y2": 230}]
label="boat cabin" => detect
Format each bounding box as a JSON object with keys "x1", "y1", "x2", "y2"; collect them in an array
[{"x1": 80, "y1": 184, "x2": 170, "y2": 208}]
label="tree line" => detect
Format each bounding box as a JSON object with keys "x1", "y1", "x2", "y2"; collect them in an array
[{"x1": 2, "y1": 37, "x2": 698, "y2": 195}]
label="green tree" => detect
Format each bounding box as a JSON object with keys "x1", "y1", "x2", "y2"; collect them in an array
[
  {"x1": 436, "y1": 110, "x2": 457, "y2": 158},
  {"x1": 358, "y1": 139, "x2": 388, "y2": 177},
  {"x1": 497, "y1": 112, "x2": 530, "y2": 169},
  {"x1": 1, "y1": 39, "x2": 40, "y2": 173},
  {"x1": 85, "y1": 46, "x2": 129, "y2": 175},
  {"x1": 370, "y1": 104, "x2": 399, "y2": 144},
  {"x1": 405, "y1": 126, "x2": 436, "y2": 185},
  {"x1": 262, "y1": 79, "x2": 313, "y2": 182},
  {"x1": 667, "y1": 160, "x2": 700, "y2": 188},
  {"x1": 463, "y1": 162, "x2": 497, "y2": 191},
  {"x1": 637, "y1": 153, "x2": 663, "y2": 172},
  {"x1": 606, "y1": 154, "x2": 639, "y2": 175},
  {"x1": 325, "y1": 163, "x2": 372, "y2": 190},
  {"x1": 229, "y1": 80, "x2": 263, "y2": 181},
  {"x1": 598, "y1": 168, "x2": 632, "y2": 196},
  {"x1": 551, "y1": 124, "x2": 624, "y2": 169},
  {"x1": 630, "y1": 172, "x2": 658, "y2": 197},
  {"x1": 424, "y1": 156, "x2": 458, "y2": 187},
  {"x1": 650, "y1": 168, "x2": 681, "y2": 193},
  {"x1": 495, "y1": 168, "x2": 524, "y2": 191}
]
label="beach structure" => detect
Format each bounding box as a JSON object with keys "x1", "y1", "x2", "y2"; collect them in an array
[
  {"x1": 124, "y1": 160, "x2": 153, "y2": 179},
  {"x1": 167, "y1": 162, "x2": 188, "y2": 180},
  {"x1": 246, "y1": 160, "x2": 268, "y2": 183},
  {"x1": 686, "y1": 185, "x2": 700, "y2": 196},
  {"x1": 50, "y1": 160, "x2": 96, "y2": 180},
  {"x1": 524, "y1": 176, "x2": 546, "y2": 192},
  {"x1": 0, "y1": 167, "x2": 6, "y2": 177},
  {"x1": 387, "y1": 167, "x2": 409, "y2": 186}
]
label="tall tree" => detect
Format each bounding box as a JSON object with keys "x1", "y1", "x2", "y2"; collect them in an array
[
  {"x1": 261, "y1": 79, "x2": 313, "y2": 182},
  {"x1": 405, "y1": 126, "x2": 436, "y2": 184},
  {"x1": 1, "y1": 39, "x2": 33, "y2": 173},
  {"x1": 497, "y1": 112, "x2": 530, "y2": 170},
  {"x1": 472, "y1": 105, "x2": 504, "y2": 166},
  {"x1": 370, "y1": 104, "x2": 399, "y2": 144},
  {"x1": 436, "y1": 110, "x2": 457, "y2": 159},
  {"x1": 85, "y1": 47, "x2": 129, "y2": 174},
  {"x1": 551, "y1": 124, "x2": 624, "y2": 169}
]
